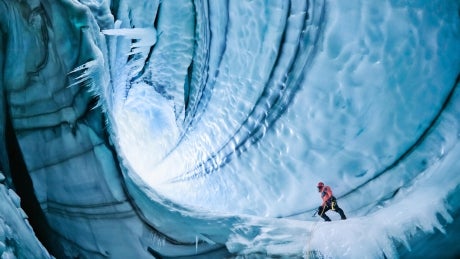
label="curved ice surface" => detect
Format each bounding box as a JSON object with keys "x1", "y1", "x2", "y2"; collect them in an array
[
  {"x1": 106, "y1": 0, "x2": 460, "y2": 257},
  {"x1": 1, "y1": 0, "x2": 460, "y2": 258}
]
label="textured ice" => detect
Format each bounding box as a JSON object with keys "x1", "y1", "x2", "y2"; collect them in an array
[
  {"x1": 0, "y1": 0, "x2": 460, "y2": 258},
  {"x1": 0, "y1": 172, "x2": 50, "y2": 258}
]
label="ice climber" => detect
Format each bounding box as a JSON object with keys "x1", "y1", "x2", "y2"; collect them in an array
[{"x1": 317, "y1": 182, "x2": 347, "y2": 221}]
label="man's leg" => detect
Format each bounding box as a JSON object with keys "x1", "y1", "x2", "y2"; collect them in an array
[
  {"x1": 318, "y1": 206, "x2": 331, "y2": 221},
  {"x1": 335, "y1": 206, "x2": 347, "y2": 220},
  {"x1": 331, "y1": 200, "x2": 347, "y2": 220}
]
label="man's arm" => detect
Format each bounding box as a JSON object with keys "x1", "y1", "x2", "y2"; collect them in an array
[{"x1": 321, "y1": 186, "x2": 332, "y2": 206}]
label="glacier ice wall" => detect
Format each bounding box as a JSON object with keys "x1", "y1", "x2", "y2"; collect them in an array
[
  {"x1": 0, "y1": 0, "x2": 460, "y2": 258},
  {"x1": 0, "y1": 172, "x2": 50, "y2": 258}
]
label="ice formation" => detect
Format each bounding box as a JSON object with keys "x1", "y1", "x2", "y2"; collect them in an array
[{"x1": 0, "y1": 0, "x2": 459, "y2": 258}]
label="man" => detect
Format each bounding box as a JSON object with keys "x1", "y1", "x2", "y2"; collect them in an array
[{"x1": 317, "y1": 182, "x2": 347, "y2": 221}]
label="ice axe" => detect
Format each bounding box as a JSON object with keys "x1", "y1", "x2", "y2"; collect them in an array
[{"x1": 312, "y1": 210, "x2": 318, "y2": 217}]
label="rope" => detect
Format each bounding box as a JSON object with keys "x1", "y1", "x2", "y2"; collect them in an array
[
  {"x1": 305, "y1": 218, "x2": 322, "y2": 259},
  {"x1": 305, "y1": 206, "x2": 326, "y2": 259}
]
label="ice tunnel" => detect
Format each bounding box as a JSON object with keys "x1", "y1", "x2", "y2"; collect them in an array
[{"x1": 0, "y1": 0, "x2": 460, "y2": 258}]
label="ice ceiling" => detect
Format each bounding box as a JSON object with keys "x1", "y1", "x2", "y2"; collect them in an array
[{"x1": 0, "y1": 0, "x2": 460, "y2": 258}]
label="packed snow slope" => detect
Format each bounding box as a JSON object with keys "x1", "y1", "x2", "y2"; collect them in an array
[{"x1": 0, "y1": 0, "x2": 459, "y2": 258}]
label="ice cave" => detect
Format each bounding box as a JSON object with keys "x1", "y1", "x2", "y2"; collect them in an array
[{"x1": 0, "y1": 0, "x2": 459, "y2": 258}]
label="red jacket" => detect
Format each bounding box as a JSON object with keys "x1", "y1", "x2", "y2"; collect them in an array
[{"x1": 319, "y1": 185, "x2": 333, "y2": 206}]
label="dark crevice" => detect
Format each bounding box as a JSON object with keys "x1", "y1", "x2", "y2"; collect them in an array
[
  {"x1": 3, "y1": 67, "x2": 100, "y2": 258},
  {"x1": 129, "y1": 43, "x2": 155, "y2": 84},
  {"x1": 147, "y1": 246, "x2": 163, "y2": 258},
  {"x1": 182, "y1": 1, "x2": 197, "y2": 115},
  {"x1": 171, "y1": 0, "x2": 229, "y2": 146},
  {"x1": 5, "y1": 107, "x2": 65, "y2": 258},
  {"x1": 127, "y1": 1, "x2": 162, "y2": 85},
  {"x1": 28, "y1": 4, "x2": 49, "y2": 76},
  {"x1": 184, "y1": 60, "x2": 193, "y2": 112},
  {"x1": 109, "y1": 0, "x2": 121, "y2": 21},
  {"x1": 153, "y1": 1, "x2": 160, "y2": 31}
]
